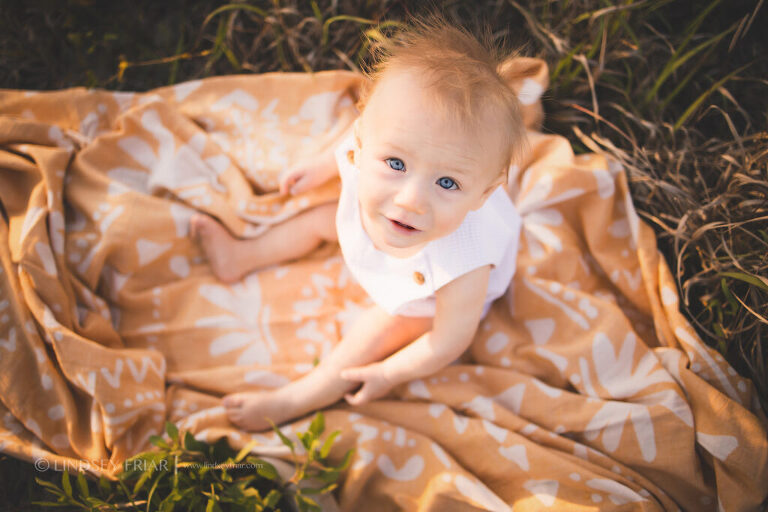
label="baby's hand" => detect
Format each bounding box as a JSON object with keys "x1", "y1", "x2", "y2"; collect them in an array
[
  {"x1": 340, "y1": 363, "x2": 394, "y2": 406},
  {"x1": 279, "y1": 157, "x2": 333, "y2": 196}
]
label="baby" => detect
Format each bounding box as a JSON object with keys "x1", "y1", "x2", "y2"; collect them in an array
[{"x1": 190, "y1": 17, "x2": 527, "y2": 431}]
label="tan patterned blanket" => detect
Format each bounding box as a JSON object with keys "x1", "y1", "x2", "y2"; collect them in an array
[{"x1": 1, "y1": 58, "x2": 766, "y2": 511}]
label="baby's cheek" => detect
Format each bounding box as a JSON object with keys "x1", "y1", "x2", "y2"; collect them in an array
[
  {"x1": 433, "y1": 209, "x2": 468, "y2": 236},
  {"x1": 358, "y1": 173, "x2": 388, "y2": 204}
]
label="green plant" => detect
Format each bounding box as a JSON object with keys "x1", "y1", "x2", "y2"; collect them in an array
[{"x1": 31, "y1": 413, "x2": 352, "y2": 512}]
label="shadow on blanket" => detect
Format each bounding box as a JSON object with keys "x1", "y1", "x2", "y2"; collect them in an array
[{"x1": 0, "y1": 58, "x2": 766, "y2": 511}]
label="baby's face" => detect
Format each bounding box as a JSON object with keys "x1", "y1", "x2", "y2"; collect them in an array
[{"x1": 355, "y1": 68, "x2": 507, "y2": 258}]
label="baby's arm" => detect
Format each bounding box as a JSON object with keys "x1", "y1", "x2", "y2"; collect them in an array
[
  {"x1": 279, "y1": 122, "x2": 355, "y2": 195},
  {"x1": 341, "y1": 265, "x2": 491, "y2": 404},
  {"x1": 278, "y1": 147, "x2": 338, "y2": 195}
]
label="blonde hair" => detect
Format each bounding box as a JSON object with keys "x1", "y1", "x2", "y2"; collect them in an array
[{"x1": 357, "y1": 15, "x2": 527, "y2": 176}]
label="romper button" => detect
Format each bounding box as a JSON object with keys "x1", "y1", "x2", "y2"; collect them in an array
[
  {"x1": 413, "y1": 271, "x2": 425, "y2": 285},
  {"x1": 346, "y1": 150, "x2": 355, "y2": 164}
]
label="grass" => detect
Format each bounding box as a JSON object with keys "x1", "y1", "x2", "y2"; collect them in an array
[
  {"x1": 527, "y1": 0, "x2": 768, "y2": 412},
  {"x1": 1, "y1": 0, "x2": 766, "y2": 506}
]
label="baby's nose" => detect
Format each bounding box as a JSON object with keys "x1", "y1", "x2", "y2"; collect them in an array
[{"x1": 393, "y1": 180, "x2": 427, "y2": 213}]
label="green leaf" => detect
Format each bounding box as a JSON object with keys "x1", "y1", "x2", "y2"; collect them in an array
[
  {"x1": 308, "y1": 413, "x2": 325, "y2": 439},
  {"x1": 674, "y1": 62, "x2": 752, "y2": 130},
  {"x1": 551, "y1": 41, "x2": 584, "y2": 82},
  {"x1": 168, "y1": 31, "x2": 184, "y2": 86},
  {"x1": 76, "y1": 472, "x2": 90, "y2": 498},
  {"x1": 255, "y1": 460, "x2": 279, "y2": 481},
  {"x1": 337, "y1": 448, "x2": 355, "y2": 471},
  {"x1": 146, "y1": 473, "x2": 164, "y2": 512},
  {"x1": 270, "y1": 421, "x2": 295, "y2": 453},
  {"x1": 298, "y1": 432, "x2": 313, "y2": 452},
  {"x1": 720, "y1": 278, "x2": 739, "y2": 316},
  {"x1": 645, "y1": 25, "x2": 733, "y2": 104},
  {"x1": 211, "y1": 437, "x2": 237, "y2": 462},
  {"x1": 123, "y1": 452, "x2": 164, "y2": 481},
  {"x1": 183, "y1": 431, "x2": 208, "y2": 453},
  {"x1": 149, "y1": 435, "x2": 170, "y2": 450},
  {"x1": 308, "y1": 438, "x2": 322, "y2": 462},
  {"x1": 84, "y1": 496, "x2": 110, "y2": 508},
  {"x1": 295, "y1": 492, "x2": 322, "y2": 512},
  {"x1": 61, "y1": 471, "x2": 73, "y2": 498},
  {"x1": 310, "y1": 1, "x2": 323, "y2": 22},
  {"x1": 234, "y1": 439, "x2": 259, "y2": 463},
  {"x1": 160, "y1": 488, "x2": 183, "y2": 512},
  {"x1": 223, "y1": 46, "x2": 241, "y2": 71},
  {"x1": 264, "y1": 489, "x2": 282, "y2": 508},
  {"x1": 658, "y1": 43, "x2": 719, "y2": 111},
  {"x1": 98, "y1": 474, "x2": 112, "y2": 497},
  {"x1": 221, "y1": 480, "x2": 247, "y2": 501},
  {"x1": 302, "y1": 482, "x2": 338, "y2": 495},
  {"x1": 320, "y1": 430, "x2": 340, "y2": 459},
  {"x1": 132, "y1": 469, "x2": 153, "y2": 495},
  {"x1": 315, "y1": 468, "x2": 340, "y2": 484},
  {"x1": 165, "y1": 421, "x2": 179, "y2": 442},
  {"x1": 35, "y1": 478, "x2": 65, "y2": 496},
  {"x1": 720, "y1": 271, "x2": 768, "y2": 292},
  {"x1": 178, "y1": 487, "x2": 199, "y2": 508}
]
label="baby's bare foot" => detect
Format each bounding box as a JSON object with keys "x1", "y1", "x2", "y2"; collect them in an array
[
  {"x1": 190, "y1": 214, "x2": 243, "y2": 283},
  {"x1": 222, "y1": 390, "x2": 293, "y2": 432}
]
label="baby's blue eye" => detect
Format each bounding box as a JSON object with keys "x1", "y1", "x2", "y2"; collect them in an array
[
  {"x1": 386, "y1": 158, "x2": 405, "y2": 171},
  {"x1": 437, "y1": 177, "x2": 458, "y2": 190}
]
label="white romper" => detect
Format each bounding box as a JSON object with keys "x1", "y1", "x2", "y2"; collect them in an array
[{"x1": 334, "y1": 132, "x2": 522, "y2": 318}]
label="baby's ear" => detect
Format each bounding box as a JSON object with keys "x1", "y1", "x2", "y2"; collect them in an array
[
  {"x1": 472, "y1": 175, "x2": 505, "y2": 210},
  {"x1": 353, "y1": 119, "x2": 362, "y2": 149},
  {"x1": 484, "y1": 172, "x2": 507, "y2": 198}
]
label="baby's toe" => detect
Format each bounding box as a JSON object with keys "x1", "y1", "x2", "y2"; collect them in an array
[
  {"x1": 189, "y1": 215, "x2": 206, "y2": 236},
  {"x1": 222, "y1": 394, "x2": 243, "y2": 408},
  {"x1": 225, "y1": 408, "x2": 240, "y2": 422}
]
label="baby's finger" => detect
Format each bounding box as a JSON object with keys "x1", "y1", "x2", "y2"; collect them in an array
[
  {"x1": 340, "y1": 366, "x2": 369, "y2": 381},
  {"x1": 278, "y1": 177, "x2": 291, "y2": 195},
  {"x1": 278, "y1": 170, "x2": 300, "y2": 195},
  {"x1": 289, "y1": 176, "x2": 309, "y2": 195},
  {"x1": 339, "y1": 368, "x2": 357, "y2": 381},
  {"x1": 344, "y1": 387, "x2": 369, "y2": 406}
]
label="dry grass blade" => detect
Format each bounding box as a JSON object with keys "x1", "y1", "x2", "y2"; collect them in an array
[
  {"x1": 571, "y1": 1, "x2": 652, "y2": 24},
  {"x1": 321, "y1": 15, "x2": 377, "y2": 47},
  {"x1": 507, "y1": 0, "x2": 567, "y2": 53},
  {"x1": 202, "y1": 3, "x2": 269, "y2": 30}
]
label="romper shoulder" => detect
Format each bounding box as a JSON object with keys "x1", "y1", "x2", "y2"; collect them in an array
[
  {"x1": 426, "y1": 186, "x2": 520, "y2": 292},
  {"x1": 333, "y1": 126, "x2": 358, "y2": 181},
  {"x1": 487, "y1": 186, "x2": 522, "y2": 235}
]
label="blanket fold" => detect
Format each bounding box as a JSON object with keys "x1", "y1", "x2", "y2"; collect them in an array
[{"x1": 1, "y1": 59, "x2": 766, "y2": 511}]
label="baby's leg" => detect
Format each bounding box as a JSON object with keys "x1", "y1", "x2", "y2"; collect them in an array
[
  {"x1": 190, "y1": 202, "x2": 337, "y2": 283},
  {"x1": 224, "y1": 306, "x2": 432, "y2": 431}
]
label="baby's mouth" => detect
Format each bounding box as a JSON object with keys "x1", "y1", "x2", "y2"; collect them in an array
[{"x1": 389, "y1": 218, "x2": 418, "y2": 231}]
